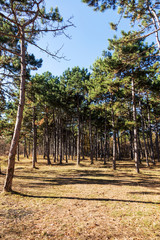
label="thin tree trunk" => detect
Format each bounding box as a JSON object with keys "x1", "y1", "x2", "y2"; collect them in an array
[
  {"x1": 28, "y1": 139, "x2": 31, "y2": 157},
  {"x1": 59, "y1": 119, "x2": 63, "y2": 165},
  {"x1": 95, "y1": 127, "x2": 98, "y2": 161},
  {"x1": 54, "y1": 124, "x2": 57, "y2": 163},
  {"x1": 71, "y1": 127, "x2": 74, "y2": 161},
  {"x1": 100, "y1": 131, "x2": 103, "y2": 161},
  {"x1": 43, "y1": 127, "x2": 46, "y2": 159},
  {"x1": 77, "y1": 98, "x2": 80, "y2": 165},
  {"x1": 89, "y1": 111, "x2": 94, "y2": 164},
  {"x1": 32, "y1": 105, "x2": 37, "y2": 168},
  {"x1": 56, "y1": 118, "x2": 59, "y2": 162},
  {"x1": 4, "y1": 27, "x2": 26, "y2": 192},
  {"x1": 111, "y1": 105, "x2": 116, "y2": 170},
  {"x1": 104, "y1": 110, "x2": 107, "y2": 165},
  {"x1": 155, "y1": 120, "x2": 160, "y2": 162},
  {"x1": 24, "y1": 136, "x2": 28, "y2": 158},
  {"x1": 132, "y1": 78, "x2": 139, "y2": 173},
  {"x1": 139, "y1": 98, "x2": 149, "y2": 166},
  {"x1": 117, "y1": 131, "x2": 121, "y2": 160},
  {"x1": 129, "y1": 129, "x2": 134, "y2": 160},
  {"x1": 45, "y1": 107, "x2": 51, "y2": 165},
  {"x1": 65, "y1": 129, "x2": 68, "y2": 163},
  {"x1": 147, "y1": 97, "x2": 155, "y2": 165}
]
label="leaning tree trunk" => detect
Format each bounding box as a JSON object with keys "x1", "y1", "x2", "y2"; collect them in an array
[
  {"x1": 132, "y1": 78, "x2": 140, "y2": 173},
  {"x1": 3, "y1": 28, "x2": 26, "y2": 192}
]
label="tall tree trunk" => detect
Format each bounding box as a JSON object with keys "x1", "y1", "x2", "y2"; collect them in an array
[
  {"x1": 71, "y1": 126, "x2": 74, "y2": 160},
  {"x1": 4, "y1": 27, "x2": 26, "y2": 192},
  {"x1": 24, "y1": 136, "x2": 28, "y2": 158},
  {"x1": 59, "y1": 119, "x2": 63, "y2": 165},
  {"x1": 147, "y1": 97, "x2": 155, "y2": 165},
  {"x1": 111, "y1": 103, "x2": 116, "y2": 170},
  {"x1": 129, "y1": 129, "x2": 134, "y2": 160},
  {"x1": 155, "y1": 120, "x2": 160, "y2": 162},
  {"x1": 54, "y1": 125, "x2": 57, "y2": 163},
  {"x1": 65, "y1": 129, "x2": 68, "y2": 163},
  {"x1": 139, "y1": 98, "x2": 149, "y2": 166},
  {"x1": 89, "y1": 111, "x2": 94, "y2": 164},
  {"x1": 104, "y1": 110, "x2": 107, "y2": 165},
  {"x1": 81, "y1": 123, "x2": 85, "y2": 160},
  {"x1": 56, "y1": 118, "x2": 59, "y2": 162},
  {"x1": 28, "y1": 139, "x2": 31, "y2": 157},
  {"x1": 45, "y1": 107, "x2": 51, "y2": 165},
  {"x1": 117, "y1": 131, "x2": 121, "y2": 160},
  {"x1": 52, "y1": 111, "x2": 56, "y2": 162},
  {"x1": 32, "y1": 105, "x2": 37, "y2": 168},
  {"x1": 95, "y1": 127, "x2": 98, "y2": 161},
  {"x1": 132, "y1": 78, "x2": 140, "y2": 173},
  {"x1": 43, "y1": 128, "x2": 46, "y2": 159},
  {"x1": 77, "y1": 98, "x2": 80, "y2": 165},
  {"x1": 100, "y1": 130, "x2": 103, "y2": 161}
]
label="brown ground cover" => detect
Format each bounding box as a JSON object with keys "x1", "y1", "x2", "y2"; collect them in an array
[{"x1": 0, "y1": 156, "x2": 160, "y2": 239}]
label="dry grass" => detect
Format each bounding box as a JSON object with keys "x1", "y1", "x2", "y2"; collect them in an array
[{"x1": 0, "y1": 155, "x2": 160, "y2": 240}]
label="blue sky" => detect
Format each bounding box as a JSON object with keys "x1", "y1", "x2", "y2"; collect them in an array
[{"x1": 29, "y1": 0, "x2": 133, "y2": 77}]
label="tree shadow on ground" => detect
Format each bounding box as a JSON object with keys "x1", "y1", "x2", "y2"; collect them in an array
[
  {"x1": 11, "y1": 191, "x2": 160, "y2": 205},
  {"x1": 129, "y1": 191, "x2": 160, "y2": 195},
  {"x1": 14, "y1": 167, "x2": 160, "y2": 188}
]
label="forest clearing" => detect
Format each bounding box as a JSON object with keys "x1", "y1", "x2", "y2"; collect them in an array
[
  {"x1": 0, "y1": 156, "x2": 160, "y2": 240},
  {"x1": 1, "y1": 1, "x2": 160, "y2": 239}
]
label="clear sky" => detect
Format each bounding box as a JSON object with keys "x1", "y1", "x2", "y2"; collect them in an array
[{"x1": 28, "y1": 0, "x2": 134, "y2": 77}]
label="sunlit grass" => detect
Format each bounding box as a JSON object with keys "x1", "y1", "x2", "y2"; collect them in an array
[{"x1": 0, "y1": 155, "x2": 160, "y2": 239}]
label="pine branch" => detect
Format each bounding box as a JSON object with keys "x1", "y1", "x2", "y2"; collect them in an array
[{"x1": 0, "y1": 45, "x2": 21, "y2": 56}]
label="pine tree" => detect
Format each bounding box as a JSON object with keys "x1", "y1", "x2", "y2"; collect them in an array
[{"x1": 1, "y1": 0, "x2": 73, "y2": 192}]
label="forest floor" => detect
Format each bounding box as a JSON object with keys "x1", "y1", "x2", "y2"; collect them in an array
[{"x1": 0, "y1": 156, "x2": 160, "y2": 240}]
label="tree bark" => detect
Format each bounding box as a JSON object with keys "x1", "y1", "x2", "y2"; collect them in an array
[{"x1": 3, "y1": 27, "x2": 26, "y2": 192}]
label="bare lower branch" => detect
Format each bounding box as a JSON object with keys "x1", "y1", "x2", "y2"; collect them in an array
[
  {"x1": 0, "y1": 45, "x2": 21, "y2": 56},
  {"x1": 25, "y1": 39, "x2": 65, "y2": 60}
]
